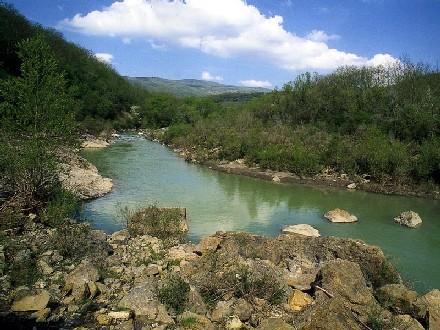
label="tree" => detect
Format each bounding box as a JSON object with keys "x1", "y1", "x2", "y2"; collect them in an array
[{"x1": 0, "y1": 35, "x2": 77, "y2": 211}]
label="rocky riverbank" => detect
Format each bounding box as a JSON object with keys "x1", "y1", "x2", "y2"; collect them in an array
[
  {"x1": 1, "y1": 214, "x2": 439, "y2": 329},
  {"x1": 59, "y1": 152, "x2": 113, "y2": 200},
  {"x1": 140, "y1": 129, "x2": 440, "y2": 200}
]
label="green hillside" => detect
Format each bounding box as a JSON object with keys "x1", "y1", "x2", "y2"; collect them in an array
[{"x1": 127, "y1": 76, "x2": 270, "y2": 97}]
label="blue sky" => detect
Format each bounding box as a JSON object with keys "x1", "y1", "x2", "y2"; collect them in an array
[{"x1": 8, "y1": 0, "x2": 440, "y2": 88}]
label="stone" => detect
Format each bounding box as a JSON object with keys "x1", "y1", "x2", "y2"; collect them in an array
[
  {"x1": 316, "y1": 259, "x2": 377, "y2": 321},
  {"x1": 145, "y1": 264, "x2": 160, "y2": 276},
  {"x1": 394, "y1": 211, "x2": 422, "y2": 228},
  {"x1": 96, "y1": 313, "x2": 111, "y2": 325},
  {"x1": 116, "y1": 320, "x2": 134, "y2": 330},
  {"x1": 88, "y1": 282, "x2": 99, "y2": 299},
  {"x1": 395, "y1": 315, "x2": 424, "y2": 330},
  {"x1": 287, "y1": 289, "x2": 313, "y2": 311},
  {"x1": 233, "y1": 298, "x2": 253, "y2": 322},
  {"x1": 167, "y1": 246, "x2": 188, "y2": 260},
  {"x1": 226, "y1": 316, "x2": 243, "y2": 329},
  {"x1": 256, "y1": 318, "x2": 294, "y2": 330},
  {"x1": 417, "y1": 289, "x2": 440, "y2": 330},
  {"x1": 65, "y1": 260, "x2": 100, "y2": 301},
  {"x1": 11, "y1": 290, "x2": 50, "y2": 312},
  {"x1": 300, "y1": 296, "x2": 363, "y2": 330},
  {"x1": 82, "y1": 139, "x2": 109, "y2": 148},
  {"x1": 108, "y1": 310, "x2": 132, "y2": 321},
  {"x1": 59, "y1": 154, "x2": 113, "y2": 199},
  {"x1": 187, "y1": 286, "x2": 208, "y2": 315},
  {"x1": 282, "y1": 224, "x2": 320, "y2": 237},
  {"x1": 324, "y1": 208, "x2": 358, "y2": 223},
  {"x1": 347, "y1": 183, "x2": 357, "y2": 189},
  {"x1": 211, "y1": 300, "x2": 234, "y2": 322},
  {"x1": 284, "y1": 272, "x2": 317, "y2": 291},
  {"x1": 31, "y1": 307, "x2": 51, "y2": 322},
  {"x1": 272, "y1": 175, "x2": 281, "y2": 183},
  {"x1": 156, "y1": 304, "x2": 174, "y2": 324},
  {"x1": 110, "y1": 229, "x2": 130, "y2": 243},
  {"x1": 37, "y1": 260, "x2": 54, "y2": 275},
  {"x1": 118, "y1": 281, "x2": 162, "y2": 319},
  {"x1": 194, "y1": 236, "x2": 221, "y2": 254},
  {"x1": 376, "y1": 284, "x2": 418, "y2": 315}
]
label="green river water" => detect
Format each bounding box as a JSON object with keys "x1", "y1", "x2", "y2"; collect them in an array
[{"x1": 82, "y1": 134, "x2": 440, "y2": 293}]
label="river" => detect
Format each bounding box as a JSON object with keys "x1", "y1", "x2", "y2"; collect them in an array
[{"x1": 81, "y1": 134, "x2": 440, "y2": 293}]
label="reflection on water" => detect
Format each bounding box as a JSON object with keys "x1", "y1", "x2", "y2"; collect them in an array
[{"x1": 81, "y1": 135, "x2": 440, "y2": 293}]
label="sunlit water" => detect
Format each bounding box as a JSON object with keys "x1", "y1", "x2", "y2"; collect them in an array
[{"x1": 81, "y1": 135, "x2": 440, "y2": 293}]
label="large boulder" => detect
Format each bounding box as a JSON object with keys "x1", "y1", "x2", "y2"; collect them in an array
[
  {"x1": 11, "y1": 290, "x2": 50, "y2": 312},
  {"x1": 375, "y1": 284, "x2": 419, "y2": 315},
  {"x1": 417, "y1": 289, "x2": 440, "y2": 330},
  {"x1": 81, "y1": 138, "x2": 109, "y2": 148},
  {"x1": 315, "y1": 259, "x2": 378, "y2": 321},
  {"x1": 59, "y1": 155, "x2": 113, "y2": 199},
  {"x1": 287, "y1": 289, "x2": 314, "y2": 311},
  {"x1": 324, "y1": 208, "x2": 358, "y2": 223},
  {"x1": 256, "y1": 318, "x2": 294, "y2": 330},
  {"x1": 394, "y1": 211, "x2": 422, "y2": 228},
  {"x1": 64, "y1": 260, "x2": 100, "y2": 302},
  {"x1": 118, "y1": 281, "x2": 157, "y2": 318},
  {"x1": 300, "y1": 296, "x2": 363, "y2": 330},
  {"x1": 282, "y1": 224, "x2": 320, "y2": 237}
]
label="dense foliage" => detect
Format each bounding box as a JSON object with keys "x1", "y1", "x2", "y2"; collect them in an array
[
  {"x1": 164, "y1": 63, "x2": 440, "y2": 186},
  {"x1": 0, "y1": 35, "x2": 77, "y2": 213},
  {"x1": 0, "y1": 2, "x2": 147, "y2": 133}
]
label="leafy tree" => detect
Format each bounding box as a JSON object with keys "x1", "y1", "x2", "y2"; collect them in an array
[{"x1": 0, "y1": 35, "x2": 77, "y2": 211}]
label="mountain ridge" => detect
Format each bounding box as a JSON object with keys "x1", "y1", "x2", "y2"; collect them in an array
[{"x1": 126, "y1": 76, "x2": 270, "y2": 97}]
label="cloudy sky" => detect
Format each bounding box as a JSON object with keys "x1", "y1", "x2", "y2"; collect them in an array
[{"x1": 9, "y1": 0, "x2": 440, "y2": 88}]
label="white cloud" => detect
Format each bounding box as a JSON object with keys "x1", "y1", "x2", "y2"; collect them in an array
[
  {"x1": 95, "y1": 53, "x2": 114, "y2": 63},
  {"x1": 240, "y1": 80, "x2": 272, "y2": 88},
  {"x1": 62, "y1": 0, "x2": 397, "y2": 71},
  {"x1": 201, "y1": 71, "x2": 223, "y2": 82},
  {"x1": 366, "y1": 53, "x2": 400, "y2": 67},
  {"x1": 306, "y1": 30, "x2": 340, "y2": 42}
]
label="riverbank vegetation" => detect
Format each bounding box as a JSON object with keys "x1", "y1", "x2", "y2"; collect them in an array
[{"x1": 161, "y1": 63, "x2": 440, "y2": 188}]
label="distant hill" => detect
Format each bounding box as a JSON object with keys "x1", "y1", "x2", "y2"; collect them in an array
[{"x1": 126, "y1": 77, "x2": 270, "y2": 97}]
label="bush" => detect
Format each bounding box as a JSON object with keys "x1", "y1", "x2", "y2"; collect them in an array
[
  {"x1": 159, "y1": 275, "x2": 190, "y2": 314},
  {"x1": 51, "y1": 223, "x2": 109, "y2": 262},
  {"x1": 40, "y1": 189, "x2": 78, "y2": 227},
  {"x1": 197, "y1": 254, "x2": 286, "y2": 308},
  {"x1": 122, "y1": 204, "x2": 187, "y2": 244}
]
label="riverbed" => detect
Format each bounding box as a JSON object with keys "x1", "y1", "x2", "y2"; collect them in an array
[{"x1": 81, "y1": 134, "x2": 440, "y2": 293}]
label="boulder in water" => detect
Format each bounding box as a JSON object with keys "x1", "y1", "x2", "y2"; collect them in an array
[
  {"x1": 394, "y1": 211, "x2": 422, "y2": 228},
  {"x1": 324, "y1": 208, "x2": 358, "y2": 223},
  {"x1": 282, "y1": 224, "x2": 320, "y2": 237}
]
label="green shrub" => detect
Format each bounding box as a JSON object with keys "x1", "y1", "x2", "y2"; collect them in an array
[
  {"x1": 122, "y1": 204, "x2": 187, "y2": 244},
  {"x1": 40, "y1": 189, "x2": 78, "y2": 227},
  {"x1": 159, "y1": 275, "x2": 190, "y2": 314},
  {"x1": 51, "y1": 223, "x2": 109, "y2": 263}
]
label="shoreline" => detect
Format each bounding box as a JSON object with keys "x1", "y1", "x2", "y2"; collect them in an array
[{"x1": 139, "y1": 129, "x2": 440, "y2": 200}]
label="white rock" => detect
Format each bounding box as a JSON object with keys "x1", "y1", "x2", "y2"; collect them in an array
[
  {"x1": 324, "y1": 208, "x2": 358, "y2": 223},
  {"x1": 272, "y1": 175, "x2": 281, "y2": 183},
  {"x1": 347, "y1": 183, "x2": 357, "y2": 189},
  {"x1": 81, "y1": 139, "x2": 109, "y2": 149},
  {"x1": 282, "y1": 224, "x2": 320, "y2": 237},
  {"x1": 394, "y1": 211, "x2": 422, "y2": 228}
]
